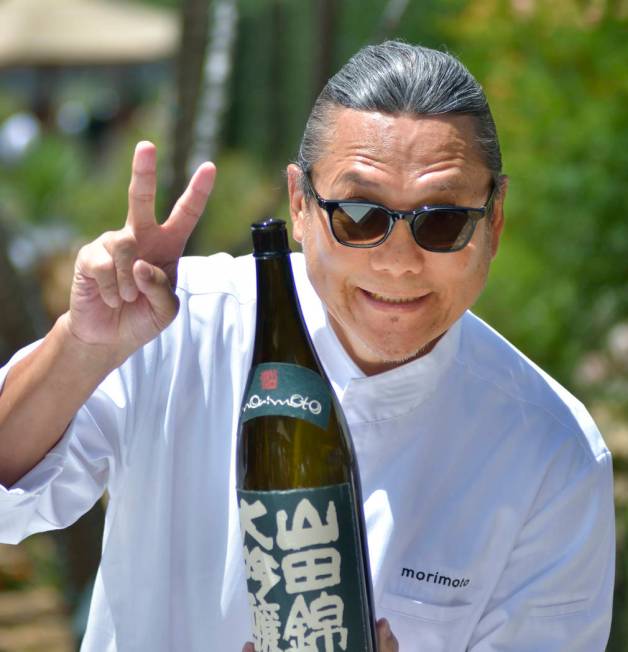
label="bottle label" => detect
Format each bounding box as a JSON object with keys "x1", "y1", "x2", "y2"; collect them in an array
[
  {"x1": 241, "y1": 363, "x2": 331, "y2": 430},
  {"x1": 237, "y1": 483, "x2": 372, "y2": 651}
]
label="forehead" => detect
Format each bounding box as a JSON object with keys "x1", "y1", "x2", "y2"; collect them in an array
[{"x1": 314, "y1": 108, "x2": 489, "y2": 194}]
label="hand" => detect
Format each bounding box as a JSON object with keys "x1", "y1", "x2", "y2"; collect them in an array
[
  {"x1": 376, "y1": 617, "x2": 400, "y2": 651},
  {"x1": 65, "y1": 141, "x2": 215, "y2": 363},
  {"x1": 241, "y1": 617, "x2": 399, "y2": 651}
]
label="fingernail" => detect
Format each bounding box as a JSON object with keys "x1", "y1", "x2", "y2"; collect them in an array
[
  {"x1": 136, "y1": 261, "x2": 153, "y2": 281},
  {"x1": 121, "y1": 285, "x2": 138, "y2": 302}
]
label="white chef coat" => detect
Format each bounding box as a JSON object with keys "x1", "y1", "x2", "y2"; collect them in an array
[{"x1": 0, "y1": 253, "x2": 614, "y2": 652}]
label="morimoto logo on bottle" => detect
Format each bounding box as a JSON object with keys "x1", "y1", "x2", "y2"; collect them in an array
[{"x1": 241, "y1": 363, "x2": 331, "y2": 430}]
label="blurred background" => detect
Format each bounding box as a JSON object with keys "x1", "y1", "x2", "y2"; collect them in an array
[{"x1": 0, "y1": 0, "x2": 626, "y2": 649}]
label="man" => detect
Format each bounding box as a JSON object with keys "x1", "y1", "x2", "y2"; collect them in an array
[{"x1": 0, "y1": 41, "x2": 614, "y2": 651}]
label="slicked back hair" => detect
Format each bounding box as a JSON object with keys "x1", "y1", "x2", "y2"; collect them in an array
[{"x1": 296, "y1": 41, "x2": 503, "y2": 196}]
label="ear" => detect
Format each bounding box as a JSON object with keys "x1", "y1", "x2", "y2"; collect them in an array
[
  {"x1": 489, "y1": 175, "x2": 508, "y2": 259},
  {"x1": 287, "y1": 163, "x2": 307, "y2": 243}
]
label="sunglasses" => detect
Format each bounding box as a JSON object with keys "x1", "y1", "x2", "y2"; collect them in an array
[{"x1": 303, "y1": 172, "x2": 497, "y2": 253}]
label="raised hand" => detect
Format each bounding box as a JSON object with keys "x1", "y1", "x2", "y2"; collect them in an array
[{"x1": 66, "y1": 141, "x2": 215, "y2": 363}]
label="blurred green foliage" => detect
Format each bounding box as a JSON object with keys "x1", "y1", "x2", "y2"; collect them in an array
[
  {"x1": 0, "y1": 107, "x2": 170, "y2": 241},
  {"x1": 453, "y1": 1, "x2": 628, "y2": 387}
]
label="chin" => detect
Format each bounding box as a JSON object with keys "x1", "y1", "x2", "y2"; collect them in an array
[
  {"x1": 380, "y1": 346, "x2": 430, "y2": 365},
  {"x1": 358, "y1": 337, "x2": 437, "y2": 372},
  {"x1": 330, "y1": 311, "x2": 443, "y2": 373}
]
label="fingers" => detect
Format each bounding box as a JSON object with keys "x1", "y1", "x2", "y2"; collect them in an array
[
  {"x1": 109, "y1": 231, "x2": 139, "y2": 303},
  {"x1": 377, "y1": 618, "x2": 399, "y2": 652},
  {"x1": 127, "y1": 141, "x2": 157, "y2": 231},
  {"x1": 76, "y1": 239, "x2": 122, "y2": 309},
  {"x1": 241, "y1": 644, "x2": 255, "y2": 652},
  {"x1": 75, "y1": 232, "x2": 138, "y2": 309},
  {"x1": 76, "y1": 231, "x2": 178, "y2": 324},
  {"x1": 126, "y1": 141, "x2": 215, "y2": 255},
  {"x1": 132, "y1": 260, "x2": 180, "y2": 328},
  {"x1": 163, "y1": 161, "x2": 216, "y2": 241}
]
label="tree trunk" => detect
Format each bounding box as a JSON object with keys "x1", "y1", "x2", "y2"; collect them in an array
[
  {"x1": 268, "y1": 0, "x2": 284, "y2": 168},
  {"x1": 166, "y1": 0, "x2": 212, "y2": 215},
  {"x1": 311, "y1": 0, "x2": 338, "y2": 101},
  {"x1": 183, "y1": 0, "x2": 239, "y2": 255},
  {"x1": 188, "y1": 0, "x2": 238, "y2": 174}
]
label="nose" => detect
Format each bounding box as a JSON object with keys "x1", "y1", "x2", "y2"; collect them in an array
[{"x1": 369, "y1": 219, "x2": 425, "y2": 276}]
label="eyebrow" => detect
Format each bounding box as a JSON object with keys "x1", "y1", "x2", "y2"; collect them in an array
[
  {"x1": 333, "y1": 171, "x2": 465, "y2": 195},
  {"x1": 337, "y1": 170, "x2": 464, "y2": 192},
  {"x1": 334, "y1": 171, "x2": 381, "y2": 189}
]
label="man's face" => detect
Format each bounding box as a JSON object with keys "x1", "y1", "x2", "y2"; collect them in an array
[{"x1": 287, "y1": 109, "x2": 505, "y2": 375}]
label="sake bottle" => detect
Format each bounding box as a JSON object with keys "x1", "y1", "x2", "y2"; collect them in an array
[{"x1": 236, "y1": 218, "x2": 378, "y2": 651}]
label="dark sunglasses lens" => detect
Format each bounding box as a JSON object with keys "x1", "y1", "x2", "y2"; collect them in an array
[
  {"x1": 331, "y1": 204, "x2": 390, "y2": 245},
  {"x1": 414, "y1": 209, "x2": 474, "y2": 251}
]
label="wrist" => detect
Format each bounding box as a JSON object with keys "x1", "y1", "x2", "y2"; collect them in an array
[{"x1": 54, "y1": 313, "x2": 129, "y2": 374}]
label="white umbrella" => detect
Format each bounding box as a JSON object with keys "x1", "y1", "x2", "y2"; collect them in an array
[{"x1": 0, "y1": 0, "x2": 179, "y2": 67}]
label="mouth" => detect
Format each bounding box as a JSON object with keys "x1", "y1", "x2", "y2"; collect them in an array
[
  {"x1": 360, "y1": 288, "x2": 430, "y2": 311},
  {"x1": 368, "y1": 291, "x2": 425, "y2": 304}
]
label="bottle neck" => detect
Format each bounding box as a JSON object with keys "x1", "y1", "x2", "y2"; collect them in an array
[{"x1": 252, "y1": 253, "x2": 315, "y2": 366}]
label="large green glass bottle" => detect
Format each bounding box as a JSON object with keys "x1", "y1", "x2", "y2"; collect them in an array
[{"x1": 236, "y1": 218, "x2": 378, "y2": 651}]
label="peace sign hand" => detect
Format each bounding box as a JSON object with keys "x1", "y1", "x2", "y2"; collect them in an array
[{"x1": 66, "y1": 141, "x2": 216, "y2": 366}]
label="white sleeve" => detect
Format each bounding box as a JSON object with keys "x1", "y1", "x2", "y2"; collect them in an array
[
  {"x1": 0, "y1": 343, "x2": 129, "y2": 544},
  {"x1": 469, "y1": 449, "x2": 615, "y2": 652}
]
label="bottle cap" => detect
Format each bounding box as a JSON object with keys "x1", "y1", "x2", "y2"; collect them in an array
[{"x1": 251, "y1": 218, "x2": 292, "y2": 257}]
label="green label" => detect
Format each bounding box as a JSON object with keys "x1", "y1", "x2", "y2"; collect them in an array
[
  {"x1": 241, "y1": 363, "x2": 331, "y2": 430},
  {"x1": 238, "y1": 483, "x2": 372, "y2": 651}
]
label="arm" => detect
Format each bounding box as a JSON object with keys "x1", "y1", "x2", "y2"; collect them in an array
[
  {"x1": 0, "y1": 142, "x2": 215, "y2": 487},
  {"x1": 469, "y1": 450, "x2": 614, "y2": 651},
  {"x1": 0, "y1": 317, "x2": 116, "y2": 486}
]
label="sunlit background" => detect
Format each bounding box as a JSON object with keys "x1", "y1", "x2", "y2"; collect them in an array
[{"x1": 0, "y1": 0, "x2": 627, "y2": 649}]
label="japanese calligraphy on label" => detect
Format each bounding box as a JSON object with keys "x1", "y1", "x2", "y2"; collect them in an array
[
  {"x1": 241, "y1": 363, "x2": 331, "y2": 430},
  {"x1": 237, "y1": 483, "x2": 372, "y2": 651}
]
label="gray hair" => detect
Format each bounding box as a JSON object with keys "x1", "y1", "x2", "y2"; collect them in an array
[{"x1": 297, "y1": 41, "x2": 503, "y2": 194}]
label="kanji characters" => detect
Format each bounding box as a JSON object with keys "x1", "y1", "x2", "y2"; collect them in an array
[
  {"x1": 283, "y1": 592, "x2": 348, "y2": 652},
  {"x1": 249, "y1": 594, "x2": 282, "y2": 652},
  {"x1": 243, "y1": 545, "x2": 281, "y2": 600},
  {"x1": 239, "y1": 491, "x2": 353, "y2": 651},
  {"x1": 282, "y1": 548, "x2": 341, "y2": 594},
  {"x1": 277, "y1": 499, "x2": 339, "y2": 551},
  {"x1": 240, "y1": 498, "x2": 274, "y2": 550}
]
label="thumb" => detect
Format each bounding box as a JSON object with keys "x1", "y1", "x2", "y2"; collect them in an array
[
  {"x1": 132, "y1": 260, "x2": 179, "y2": 327},
  {"x1": 377, "y1": 618, "x2": 399, "y2": 652}
]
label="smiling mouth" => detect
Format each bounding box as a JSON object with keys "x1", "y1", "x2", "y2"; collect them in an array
[{"x1": 364, "y1": 290, "x2": 429, "y2": 305}]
